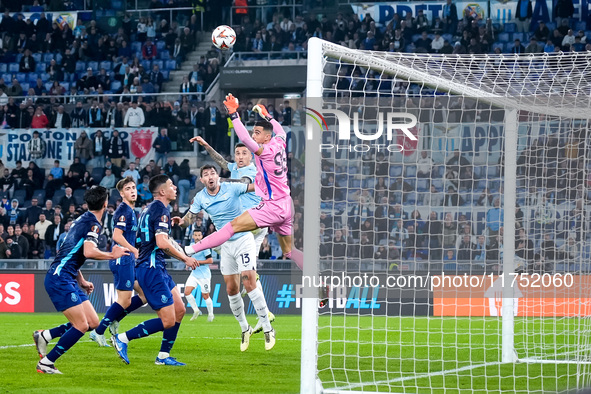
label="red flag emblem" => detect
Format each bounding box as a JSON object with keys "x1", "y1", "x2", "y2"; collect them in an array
[{"x1": 130, "y1": 129, "x2": 154, "y2": 159}]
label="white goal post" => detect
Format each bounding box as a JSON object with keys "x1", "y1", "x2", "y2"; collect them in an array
[{"x1": 302, "y1": 37, "x2": 591, "y2": 393}]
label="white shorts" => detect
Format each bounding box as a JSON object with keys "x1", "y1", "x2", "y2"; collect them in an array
[
  {"x1": 252, "y1": 227, "x2": 268, "y2": 255},
  {"x1": 220, "y1": 232, "x2": 257, "y2": 276},
  {"x1": 185, "y1": 275, "x2": 212, "y2": 294}
]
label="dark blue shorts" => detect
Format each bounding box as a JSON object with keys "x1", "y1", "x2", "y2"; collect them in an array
[
  {"x1": 109, "y1": 255, "x2": 136, "y2": 291},
  {"x1": 44, "y1": 272, "x2": 88, "y2": 312},
  {"x1": 135, "y1": 266, "x2": 175, "y2": 310}
]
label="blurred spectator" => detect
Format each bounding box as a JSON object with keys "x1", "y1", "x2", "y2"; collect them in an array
[
  {"x1": 34, "y1": 213, "x2": 51, "y2": 241},
  {"x1": 27, "y1": 131, "x2": 46, "y2": 166},
  {"x1": 107, "y1": 130, "x2": 125, "y2": 167},
  {"x1": 100, "y1": 168, "x2": 116, "y2": 189},
  {"x1": 74, "y1": 131, "x2": 93, "y2": 164},
  {"x1": 515, "y1": 0, "x2": 532, "y2": 33}
]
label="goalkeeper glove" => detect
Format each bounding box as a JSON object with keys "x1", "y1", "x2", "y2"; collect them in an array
[
  {"x1": 223, "y1": 93, "x2": 239, "y2": 115},
  {"x1": 252, "y1": 104, "x2": 272, "y2": 121}
]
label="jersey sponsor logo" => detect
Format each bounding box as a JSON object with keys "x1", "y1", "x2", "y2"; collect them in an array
[
  {"x1": 71, "y1": 292, "x2": 78, "y2": 302},
  {"x1": 161, "y1": 294, "x2": 168, "y2": 304}
]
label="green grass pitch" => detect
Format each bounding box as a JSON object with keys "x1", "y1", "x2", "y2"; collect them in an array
[
  {"x1": 1, "y1": 313, "x2": 587, "y2": 393},
  {"x1": 0, "y1": 313, "x2": 301, "y2": 393}
]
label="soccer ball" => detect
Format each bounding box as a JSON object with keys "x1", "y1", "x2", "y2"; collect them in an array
[{"x1": 212, "y1": 25, "x2": 236, "y2": 51}]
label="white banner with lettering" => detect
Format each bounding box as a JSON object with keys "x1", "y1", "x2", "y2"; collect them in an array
[{"x1": 0, "y1": 127, "x2": 158, "y2": 169}]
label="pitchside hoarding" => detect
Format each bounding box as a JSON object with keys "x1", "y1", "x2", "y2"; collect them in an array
[{"x1": 0, "y1": 127, "x2": 158, "y2": 169}]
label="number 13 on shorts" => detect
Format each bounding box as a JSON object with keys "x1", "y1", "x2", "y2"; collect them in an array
[{"x1": 240, "y1": 253, "x2": 250, "y2": 267}]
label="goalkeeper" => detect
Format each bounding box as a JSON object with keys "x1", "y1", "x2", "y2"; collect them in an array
[{"x1": 183, "y1": 94, "x2": 299, "y2": 268}]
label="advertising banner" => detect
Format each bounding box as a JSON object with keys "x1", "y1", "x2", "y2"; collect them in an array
[
  {"x1": 0, "y1": 127, "x2": 158, "y2": 169},
  {"x1": 351, "y1": 1, "x2": 555, "y2": 26},
  {"x1": 0, "y1": 11, "x2": 78, "y2": 30},
  {"x1": 433, "y1": 274, "x2": 591, "y2": 317},
  {"x1": 0, "y1": 273, "x2": 35, "y2": 312}
]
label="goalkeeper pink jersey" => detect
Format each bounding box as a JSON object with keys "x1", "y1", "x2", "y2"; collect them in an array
[{"x1": 254, "y1": 135, "x2": 290, "y2": 201}]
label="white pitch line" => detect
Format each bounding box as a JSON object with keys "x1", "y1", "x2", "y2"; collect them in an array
[
  {"x1": 0, "y1": 336, "x2": 300, "y2": 351},
  {"x1": 328, "y1": 361, "x2": 502, "y2": 392}
]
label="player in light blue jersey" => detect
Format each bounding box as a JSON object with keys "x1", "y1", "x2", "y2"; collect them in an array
[
  {"x1": 183, "y1": 229, "x2": 214, "y2": 321},
  {"x1": 192, "y1": 136, "x2": 274, "y2": 333},
  {"x1": 90, "y1": 177, "x2": 147, "y2": 347},
  {"x1": 173, "y1": 165, "x2": 276, "y2": 351}
]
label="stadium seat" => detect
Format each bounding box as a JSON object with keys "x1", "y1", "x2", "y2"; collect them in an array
[
  {"x1": 497, "y1": 33, "x2": 509, "y2": 42},
  {"x1": 416, "y1": 179, "x2": 429, "y2": 192},
  {"x1": 487, "y1": 166, "x2": 499, "y2": 178},
  {"x1": 33, "y1": 189, "x2": 46, "y2": 203},
  {"x1": 91, "y1": 167, "x2": 104, "y2": 180},
  {"x1": 28, "y1": 73, "x2": 39, "y2": 83},
  {"x1": 131, "y1": 42, "x2": 142, "y2": 52},
  {"x1": 161, "y1": 70, "x2": 169, "y2": 80},
  {"x1": 44, "y1": 82, "x2": 53, "y2": 91},
  {"x1": 76, "y1": 61, "x2": 87, "y2": 72},
  {"x1": 1, "y1": 73, "x2": 11, "y2": 82},
  {"x1": 12, "y1": 189, "x2": 26, "y2": 204},
  {"x1": 405, "y1": 166, "x2": 417, "y2": 177},
  {"x1": 32, "y1": 53, "x2": 42, "y2": 63},
  {"x1": 100, "y1": 61, "x2": 112, "y2": 71},
  {"x1": 504, "y1": 23, "x2": 516, "y2": 33},
  {"x1": 15, "y1": 54, "x2": 22, "y2": 62},
  {"x1": 73, "y1": 189, "x2": 85, "y2": 205},
  {"x1": 492, "y1": 42, "x2": 504, "y2": 52},
  {"x1": 55, "y1": 53, "x2": 63, "y2": 63},
  {"x1": 20, "y1": 82, "x2": 29, "y2": 91},
  {"x1": 576, "y1": 21, "x2": 587, "y2": 31},
  {"x1": 0, "y1": 64, "x2": 6, "y2": 73},
  {"x1": 141, "y1": 60, "x2": 151, "y2": 70},
  {"x1": 110, "y1": 80, "x2": 121, "y2": 91},
  {"x1": 43, "y1": 53, "x2": 54, "y2": 63},
  {"x1": 432, "y1": 179, "x2": 443, "y2": 190},
  {"x1": 40, "y1": 73, "x2": 50, "y2": 81},
  {"x1": 9, "y1": 63, "x2": 19, "y2": 73},
  {"x1": 156, "y1": 41, "x2": 165, "y2": 51},
  {"x1": 165, "y1": 60, "x2": 176, "y2": 70},
  {"x1": 15, "y1": 73, "x2": 26, "y2": 83},
  {"x1": 87, "y1": 61, "x2": 98, "y2": 71},
  {"x1": 152, "y1": 60, "x2": 163, "y2": 70},
  {"x1": 35, "y1": 63, "x2": 46, "y2": 73},
  {"x1": 52, "y1": 189, "x2": 65, "y2": 206},
  {"x1": 159, "y1": 50, "x2": 170, "y2": 60},
  {"x1": 62, "y1": 82, "x2": 70, "y2": 90},
  {"x1": 389, "y1": 166, "x2": 403, "y2": 177},
  {"x1": 512, "y1": 32, "x2": 525, "y2": 42}
]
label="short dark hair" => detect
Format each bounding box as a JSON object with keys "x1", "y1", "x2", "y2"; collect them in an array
[
  {"x1": 149, "y1": 174, "x2": 169, "y2": 194},
  {"x1": 200, "y1": 164, "x2": 217, "y2": 177},
  {"x1": 234, "y1": 143, "x2": 247, "y2": 150},
  {"x1": 254, "y1": 120, "x2": 273, "y2": 133},
  {"x1": 85, "y1": 186, "x2": 108, "y2": 211},
  {"x1": 116, "y1": 176, "x2": 136, "y2": 192},
  {"x1": 193, "y1": 229, "x2": 203, "y2": 234}
]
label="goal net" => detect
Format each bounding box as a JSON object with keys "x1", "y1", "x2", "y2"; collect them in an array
[{"x1": 301, "y1": 37, "x2": 591, "y2": 393}]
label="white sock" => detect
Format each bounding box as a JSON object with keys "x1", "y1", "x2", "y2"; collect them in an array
[
  {"x1": 256, "y1": 279, "x2": 263, "y2": 293},
  {"x1": 186, "y1": 293, "x2": 199, "y2": 312},
  {"x1": 248, "y1": 288, "x2": 271, "y2": 332},
  {"x1": 228, "y1": 293, "x2": 249, "y2": 332},
  {"x1": 42, "y1": 330, "x2": 52, "y2": 342},
  {"x1": 204, "y1": 297, "x2": 214, "y2": 315},
  {"x1": 40, "y1": 356, "x2": 52, "y2": 365},
  {"x1": 158, "y1": 351, "x2": 169, "y2": 359},
  {"x1": 118, "y1": 333, "x2": 129, "y2": 344}
]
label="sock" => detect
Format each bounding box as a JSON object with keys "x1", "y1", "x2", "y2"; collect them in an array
[
  {"x1": 248, "y1": 288, "x2": 272, "y2": 332},
  {"x1": 121, "y1": 295, "x2": 145, "y2": 318},
  {"x1": 118, "y1": 333, "x2": 129, "y2": 344},
  {"x1": 256, "y1": 279, "x2": 263, "y2": 293},
  {"x1": 95, "y1": 302, "x2": 125, "y2": 335},
  {"x1": 228, "y1": 293, "x2": 249, "y2": 332},
  {"x1": 160, "y1": 322, "x2": 180, "y2": 354},
  {"x1": 186, "y1": 293, "x2": 199, "y2": 311},
  {"x1": 123, "y1": 318, "x2": 165, "y2": 341},
  {"x1": 204, "y1": 297, "x2": 213, "y2": 315},
  {"x1": 286, "y1": 248, "x2": 304, "y2": 270},
  {"x1": 45, "y1": 327, "x2": 85, "y2": 363},
  {"x1": 158, "y1": 351, "x2": 170, "y2": 359},
  {"x1": 190, "y1": 222, "x2": 235, "y2": 253},
  {"x1": 46, "y1": 322, "x2": 72, "y2": 341}
]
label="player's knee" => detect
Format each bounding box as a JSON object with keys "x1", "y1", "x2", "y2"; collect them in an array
[
  {"x1": 117, "y1": 296, "x2": 132, "y2": 309},
  {"x1": 72, "y1": 321, "x2": 90, "y2": 332},
  {"x1": 161, "y1": 317, "x2": 175, "y2": 330},
  {"x1": 202, "y1": 293, "x2": 210, "y2": 300},
  {"x1": 175, "y1": 304, "x2": 186, "y2": 319},
  {"x1": 183, "y1": 288, "x2": 192, "y2": 296}
]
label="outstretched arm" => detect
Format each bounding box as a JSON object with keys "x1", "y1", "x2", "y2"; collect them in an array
[
  {"x1": 190, "y1": 136, "x2": 229, "y2": 171},
  {"x1": 224, "y1": 93, "x2": 262, "y2": 155}
]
